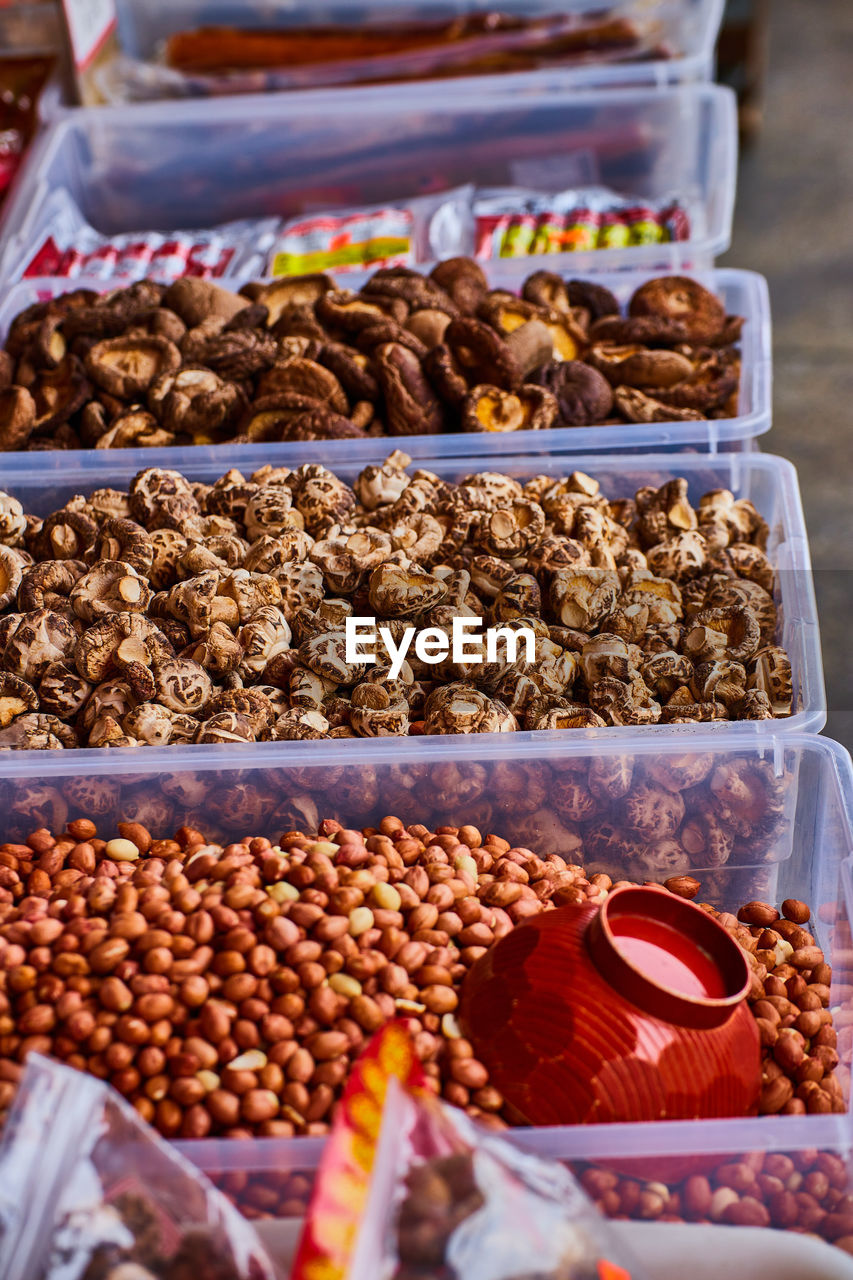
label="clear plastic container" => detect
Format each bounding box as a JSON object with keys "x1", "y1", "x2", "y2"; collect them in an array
[
  {"x1": 0, "y1": 730, "x2": 844, "y2": 1243},
  {"x1": 151, "y1": 733, "x2": 853, "y2": 1250},
  {"x1": 0, "y1": 265, "x2": 769, "y2": 461},
  {"x1": 98, "y1": 0, "x2": 724, "y2": 100},
  {"x1": 0, "y1": 449, "x2": 825, "y2": 755},
  {"x1": 0, "y1": 80, "x2": 737, "y2": 281}
]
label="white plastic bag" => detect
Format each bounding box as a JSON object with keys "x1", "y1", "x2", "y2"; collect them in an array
[{"x1": 0, "y1": 1054, "x2": 280, "y2": 1280}]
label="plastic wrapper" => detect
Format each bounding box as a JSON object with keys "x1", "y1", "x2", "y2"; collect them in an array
[
  {"x1": 266, "y1": 186, "x2": 472, "y2": 276},
  {"x1": 9, "y1": 180, "x2": 695, "y2": 287},
  {"x1": 472, "y1": 184, "x2": 691, "y2": 258},
  {"x1": 18, "y1": 189, "x2": 278, "y2": 284},
  {"x1": 0, "y1": 1054, "x2": 279, "y2": 1280},
  {"x1": 93, "y1": 11, "x2": 670, "y2": 104},
  {"x1": 293, "y1": 1023, "x2": 645, "y2": 1280}
]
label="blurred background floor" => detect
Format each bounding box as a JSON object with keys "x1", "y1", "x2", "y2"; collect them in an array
[{"x1": 721, "y1": 0, "x2": 853, "y2": 751}]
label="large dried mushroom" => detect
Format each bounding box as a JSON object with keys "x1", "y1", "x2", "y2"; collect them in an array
[
  {"x1": 0, "y1": 457, "x2": 792, "y2": 750},
  {"x1": 0, "y1": 269, "x2": 743, "y2": 451}
]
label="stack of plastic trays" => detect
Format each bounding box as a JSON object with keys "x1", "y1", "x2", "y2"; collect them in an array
[{"x1": 0, "y1": 0, "x2": 850, "y2": 1257}]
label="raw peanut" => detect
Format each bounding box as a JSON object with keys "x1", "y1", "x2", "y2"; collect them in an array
[
  {"x1": 449, "y1": 1057, "x2": 489, "y2": 1089},
  {"x1": 781, "y1": 899, "x2": 811, "y2": 924},
  {"x1": 709, "y1": 1187, "x2": 740, "y2": 1220},
  {"x1": 396, "y1": 941, "x2": 430, "y2": 973},
  {"x1": 241, "y1": 1089, "x2": 280, "y2": 1123},
  {"x1": 822, "y1": 1213, "x2": 853, "y2": 1242},
  {"x1": 305, "y1": 1031, "x2": 349, "y2": 1061},
  {"x1": 682, "y1": 1175, "x2": 712, "y2": 1219},
  {"x1": 715, "y1": 1163, "x2": 756, "y2": 1194},
  {"x1": 755, "y1": 1018, "x2": 778, "y2": 1048},
  {"x1": 348, "y1": 907, "x2": 375, "y2": 937},
  {"x1": 773, "y1": 1029, "x2": 805, "y2": 1073},
  {"x1": 798, "y1": 1080, "x2": 833, "y2": 1114},
  {"x1": 721, "y1": 1197, "x2": 770, "y2": 1228},
  {"x1": 408, "y1": 904, "x2": 439, "y2": 932},
  {"x1": 796, "y1": 1009, "x2": 823, "y2": 1039},
  {"x1": 759, "y1": 1076, "x2": 793, "y2": 1114},
  {"x1": 664, "y1": 876, "x2": 701, "y2": 900},
  {"x1": 421, "y1": 985, "x2": 458, "y2": 1015},
  {"x1": 350, "y1": 995, "x2": 384, "y2": 1032},
  {"x1": 790, "y1": 945, "x2": 824, "y2": 969},
  {"x1": 737, "y1": 902, "x2": 779, "y2": 927},
  {"x1": 105, "y1": 839, "x2": 140, "y2": 863},
  {"x1": 88, "y1": 937, "x2": 130, "y2": 975},
  {"x1": 752, "y1": 998, "x2": 780, "y2": 1026},
  {"x1": 0, "y1": 814, "x2": 839, "y2": 1156}
]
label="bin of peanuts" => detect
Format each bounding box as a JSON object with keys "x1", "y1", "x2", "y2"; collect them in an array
[{"x1": 0, "y1": 731, "x2": 850, "y2": 1249}]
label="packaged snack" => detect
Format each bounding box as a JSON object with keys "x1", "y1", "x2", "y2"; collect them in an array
[
  {"x1": 267, "y1": 186, "x2": 472, "y2": 277},
  {"x1": 293, "y1": 1023, "x2": 646, "y2": 1280},
  {"x1": 471, "y1": 185, "x2": 689, "y2": 259},
  {"x1": 10, "y1": 182, "x2": 691, "y2": 288},
  {"x1": 0, "y1": 1054, "x2": 279, "y2": 1280},
  {"x1": 17, "y1": 190, "x2": 277, "y2": 284}
]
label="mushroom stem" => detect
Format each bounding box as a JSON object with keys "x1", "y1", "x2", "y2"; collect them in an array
[{"x1": 505, "y1": 320, "x2": 554, "y2": 378}]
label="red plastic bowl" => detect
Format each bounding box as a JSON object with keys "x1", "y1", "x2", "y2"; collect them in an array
[{"x1": 460, "y1": 885, "x2": 761, "y2": 1127}]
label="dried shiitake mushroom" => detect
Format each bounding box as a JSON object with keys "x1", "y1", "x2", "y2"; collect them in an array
[
  {"x1": 0, "y1": 386, "x2": 36, "y2": 451},
  {"x1": 529, "y1": 360, "x2": 613, "y2": 425},
  {"x1": 462, "y1": 384, "x2": 558, "y2": 433},
  {"x1": 85, "y1": 335, "x2": 181, "y2": 400},
  {"x1": 628, "y1": 276, "x2": 727, "y2": 344}
]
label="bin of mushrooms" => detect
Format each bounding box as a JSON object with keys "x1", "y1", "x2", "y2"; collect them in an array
[
  {"x1": 0, "y1": 454, "x2": 794, "y2": 750},
  {"x1": 0, "y1": 267, "x2": 743, "y2": 451}
]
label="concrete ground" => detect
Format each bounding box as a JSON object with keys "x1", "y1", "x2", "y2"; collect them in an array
[{"x1": 721, "y1": 0, "x2": 853, "y2": 752}]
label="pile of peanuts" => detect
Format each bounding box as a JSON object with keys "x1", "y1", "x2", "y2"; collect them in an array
[
  {"x1": 736, "y1": 898, "x2": 843, "y2": 1117},
  {"x1": 0, "y1": 814, "x2": 841, "y2": 1147},
  {"x1": 578, "y1": 1151, "x2": 853, "y2": 1249},
  {"x1": 212, "y1": 1150, "x2": 853, "y2": 1255}
]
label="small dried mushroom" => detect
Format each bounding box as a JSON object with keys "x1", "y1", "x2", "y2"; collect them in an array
[
  {"x1": 0, "y1": 268, "x2": 744, "y2": 450},
  {"x1": 0, "y1": 456, "x2": 791, "y2": 748}
]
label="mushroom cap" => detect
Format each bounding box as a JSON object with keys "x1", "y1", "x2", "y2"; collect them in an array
[
  {"x1": 528, "y1": 359, "x2": 613, "y2": 426},
  {"x1": 162, "y1": 277, "x2": 250, "y2": 328},
  {"x1": 0, "y1": 386, "x2": 36, "y2": 451},
  {"x1": 628, "y1": 276, "x2": 727, "y2": 344}
]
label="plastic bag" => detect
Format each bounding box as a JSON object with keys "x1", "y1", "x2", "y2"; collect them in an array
[
  {"x1": 0, "y1": 1054, "x2": 280, "y2": 1280},
  {"x1": 293, "y1": 1023, "x2": 645, "y2": 1280}
]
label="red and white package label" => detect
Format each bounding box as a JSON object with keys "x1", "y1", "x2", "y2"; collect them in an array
[{"x1": 61, "y1": 0, "x2": 117, "y2": 70}]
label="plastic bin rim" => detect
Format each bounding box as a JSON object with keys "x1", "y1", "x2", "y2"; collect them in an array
[
  {"x1": 0, "y1": 722, "x2": 833, "y2": 782},
  {"x1": 47, "y1": 63, "x2": 736, "y2": 128},
  {"x1": 172, "y1": 1108, "x2": 853, "y2": 1171}
]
